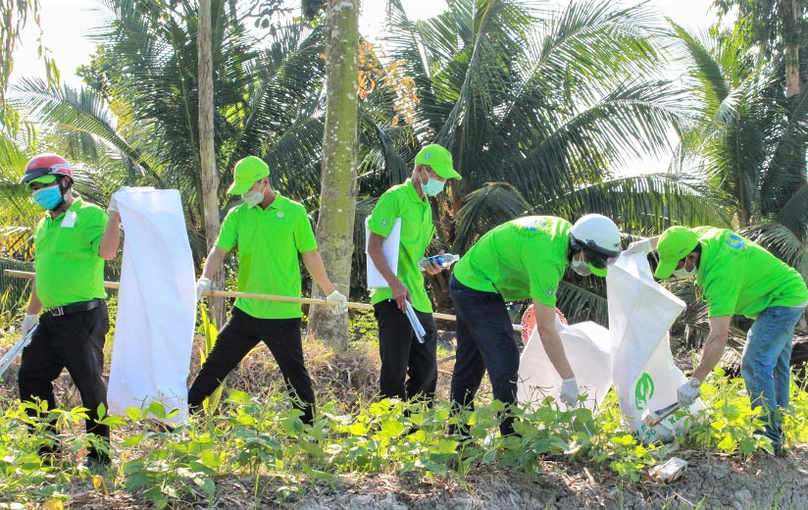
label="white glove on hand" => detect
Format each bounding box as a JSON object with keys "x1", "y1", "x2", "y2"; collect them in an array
[
  {"x1": 108, "y1": 195, "x2": 119, "y2": 214},
  {"x1": 677, "y1": 377, "x2": 701, "y2": 407},
  {"x1": 560, "y1": 377, "x2": 579, "y2": 407},
  {"x1": 195, "y1": 277, "x2": 212, "y2": 303},
  {"x1": 326, "y1": 290, "x2": 348, "y2": 315},
  {"x1": 21, "y1": 313, "x2": 39, "y2": 339},
  {"x1": 625, "y1": 238, "x2": 653, "y2": 255}
]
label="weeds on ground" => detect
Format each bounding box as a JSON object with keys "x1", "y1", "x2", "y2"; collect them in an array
[{"x1": 0, "y1": 350, "x2": 806, "y2": 507}]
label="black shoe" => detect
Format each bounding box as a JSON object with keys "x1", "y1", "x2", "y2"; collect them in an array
[
  {"x1": 38, "y1": 442, "x2": 62, "y2": 466},
  {"x1": 80, "y1": 453, "x2": 111, "y2": 472},
  {"x1": 145, "y1": 419, "x2": 175, "y2": 433}
]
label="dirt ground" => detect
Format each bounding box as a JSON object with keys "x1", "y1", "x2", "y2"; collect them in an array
[
  {"x1": 60, "y1": 448, "x2": 808, "y2": 509},
  {"x1": 2, "y1": 331, "x2": 808, "y2": 509},
  {"x1": 288, "y1": 450, "x2": 808, "y2": 510}
]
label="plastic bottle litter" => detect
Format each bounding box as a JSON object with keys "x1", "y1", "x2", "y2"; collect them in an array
[
  {"x1": 648, "y1": 457, "x2": 688, "y2": 483},
  {"x1": 418, "y1": 253, "x2": 460, "y2": 271}
]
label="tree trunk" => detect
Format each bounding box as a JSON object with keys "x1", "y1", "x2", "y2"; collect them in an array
[
  {"x1": 198, "y1": 0, "x2": 224, "y2": 325},
  {"x1": 781, "y1": 0, "x2": 807, "y2": 198},
  {"x1": 306, "y1": 0, "x2": 360, "y2": 350},
  {"x1": 781, "y1": 0, "x2": 802, "y2": 99}
]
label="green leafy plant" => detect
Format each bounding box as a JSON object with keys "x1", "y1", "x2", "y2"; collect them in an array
[
  {"x1": 199, "y1": 310, "x2": 224, "y2": 416},
  {"x1": 684, "y1": 369, "x2": 773, "y2": 455}
]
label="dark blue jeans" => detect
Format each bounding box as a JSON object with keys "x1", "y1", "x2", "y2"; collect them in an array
[
  {"x1": 741, "y1": 306, "x2": 805, "y2": 448},
  {"x1": 449, "y1": 276, "x2": 520, "y2": 436}
]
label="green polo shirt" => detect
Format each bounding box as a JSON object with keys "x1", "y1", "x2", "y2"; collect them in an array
[
  {"x1": 690, "y1": 226, "x2": 808, "y2": 319},
  {"x1": 367, "y1": 179, "x2": 435, "y2": 313},
  {"x1": 34, "y1": 198, "x2": 108, "y2": 308},
  {"x1": 453, "y1": 216, "x2": 571, "y2": 306},
  {"x1": 216, "y1": 193, "x2": 318, "y2": 319}
]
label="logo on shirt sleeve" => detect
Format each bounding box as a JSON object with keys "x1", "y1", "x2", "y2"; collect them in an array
[
  {"x1": 380, "y1": 218, "x2": 389, "y2": 227},
  {"x1": 545, "y1": 287, "x2": 554, "y2": 297},
  {"x1": 726, "y1": 234, "x2": 745, "y2": 250}
]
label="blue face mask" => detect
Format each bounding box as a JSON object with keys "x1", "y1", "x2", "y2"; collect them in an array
[
  {"x1": 421, "y1": 177, "x2": 446, "y2": 197},
  {"x1": 32, "y1": 185, "x2": 64, "y2": 210}
]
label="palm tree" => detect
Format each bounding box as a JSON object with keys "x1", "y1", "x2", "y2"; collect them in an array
[
  {"x1": 10, "y1": 0, "x2": 327, "y2": 265},
  {"x1": 672, "y1": 23, "x2": 808, "y2": 279},
  {"x1": 0, "y1": 120, "x2": 39, "y2": 312},
  {"x1": 364, "y1": 0, "x2": 729, "y2": 323}
]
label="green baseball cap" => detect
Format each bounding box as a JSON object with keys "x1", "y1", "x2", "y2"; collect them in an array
[
  {"x1": 415, "y1": 144, "x2": 461, "y2": 180},
  {"x1": 654, "y1": 226, "x2": 699, "y2": 279},
  {"x1": 27, "y1": 175, "x2": 57, "y2": 188},
  {"x1": 227, "y1": 156, "x2": 270, "y2": 195}
]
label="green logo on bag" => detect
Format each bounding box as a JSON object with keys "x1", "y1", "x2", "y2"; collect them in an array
[{"x1": 634, "y1": 372, "x2": 654, "y2": 410}]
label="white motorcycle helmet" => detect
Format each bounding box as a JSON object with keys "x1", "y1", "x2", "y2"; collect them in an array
[{"x1": 569, "y1": 214, "x2": 622, "y2": 276}]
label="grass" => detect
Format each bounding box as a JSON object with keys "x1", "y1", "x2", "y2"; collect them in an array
[{"x1": 0, "y1": 312, "x2": 805, "y2": 508}]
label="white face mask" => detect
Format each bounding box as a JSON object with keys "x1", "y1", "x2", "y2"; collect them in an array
[
  {"x1": 570, "y1": 254, "x2": 592, "y2": 276},
  {"x1": 421, "y1": 176, "x2": 446, "y2": 196},
  {"x1": 241, "y1": 181, "x2": 265, "y2": 207},
  {"x1": 673, "y1": 260, "x2": 697, "y2": 279}
]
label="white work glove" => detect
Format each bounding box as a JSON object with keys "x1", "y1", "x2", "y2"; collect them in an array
[
  {"x1": 677, "y1": 377, "x2": 701, "y2": 407},
  {"x1": 195, "y1": 277, "x2": 212, "y2": 303},
  {"x1": 326, "y1": 290, "x2": 348, "y2": 315},
  {"x1": 625, "y1": 238, "x2": 653, "y2": 255},
  {"x1": 21, "y1": 313, "x2": 39, "y2": 339},
  {"x1": 560, "y1": 377, "x2": 579, "y2": 407},
  {"x1": 108, "y1": 195, "x2": 118, "y2": 214}
]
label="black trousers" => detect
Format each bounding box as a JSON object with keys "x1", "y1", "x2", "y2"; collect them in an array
[
  {"x1": 18, "y1": 303, "x2": 110, "y2": 458},
  {"x1": 188, "y1": 307, "x2": 316, "y2": 424},
  {"x1": 448, "y1": 276, "x2": 519, "y2": 436},
  {"x1": 374, "y1": 299, "x2": 438, "y2": 402}
]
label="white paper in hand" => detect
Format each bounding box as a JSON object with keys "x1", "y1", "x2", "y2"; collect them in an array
[{"x1": 365, "y1": 217, "x2": 401, "y2": 289}]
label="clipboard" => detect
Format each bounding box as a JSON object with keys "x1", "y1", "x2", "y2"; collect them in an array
[{"x1": 365, "y1": 217, "x2": 401, "y2": 289}]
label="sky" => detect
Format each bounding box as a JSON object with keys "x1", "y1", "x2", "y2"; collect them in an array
[
  {"x1": 10, "y1": 0, "x2": 719, "y2": 174},
  {"x1": 11, "y1": 0, "x2": 718, "y2": 87}
]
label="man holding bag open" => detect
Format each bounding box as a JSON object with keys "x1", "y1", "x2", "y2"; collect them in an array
[
  {"x1": 449, "y1": 214, "x2": 623, "y2": 438},
  {"x1": 627, "y1": 226, "x2": 808, "y2": 453}
]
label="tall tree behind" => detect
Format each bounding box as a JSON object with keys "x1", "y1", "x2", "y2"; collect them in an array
[
  {"x1": 714, "y1": 0, "x2": 807, "y2": 196},
  {"x1": 197, "y1": 0, "x2": 224, "y2": 324},
  {"x1": 307, "y1": 0, "x2": 360, "y2": 349}
]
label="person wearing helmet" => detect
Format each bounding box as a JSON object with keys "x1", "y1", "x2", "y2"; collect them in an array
[
  {"x1": 188, "y1": 156, "x2": 347, "y2": 425},
  {"x1": 448, "y1": 214, "x2": 622, "y2": 438},
  {"x1": 366, "y1": 143, "x2": 462, "y2": 404},
  {"x1": 18, "y1": 153, "x2": 122, "y2": 469},
  {"x1": 626, "y1": 227, "x2": 808, "y2": 453}
]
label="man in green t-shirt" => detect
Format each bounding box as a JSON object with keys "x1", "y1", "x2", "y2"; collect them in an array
[
  {"x1": 449, "y1": 214, "x2": 622, "y2": 437},
  {"x1": 366, "y1": 144, "x2": 462, "y2": 403},
  {"x1": 627, "y1": 226, "x2": 808, "y2": 452},
  {"x1": 188, "y1": 156, "x2": 347, "y2": 424},
  {"x1": 18, "y1": 153, "x2": 122, "y2": 469}
]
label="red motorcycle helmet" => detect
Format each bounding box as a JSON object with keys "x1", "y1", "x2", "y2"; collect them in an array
[{"x1": 20, "y1": 153, "x2": 74, "y2": 186}]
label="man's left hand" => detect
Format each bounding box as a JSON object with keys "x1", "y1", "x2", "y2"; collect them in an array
[
  {"x1": 677, "y1": 377, "x2": 701, "y2": 407},
  {"x1": 560, "y1": 377, "x2": 579, "y2": 407},
  {"x1": 326, "y1": 290, "x2": 348, "y2": 315},
  {"x1": 424, "y1": 259, "x2": 443, "y2": 275},
  {"x1": 108, "y1": 195, "x2": 118, "y2": 214}
]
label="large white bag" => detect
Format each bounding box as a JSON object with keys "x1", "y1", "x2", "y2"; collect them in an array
[
  {"x1": 607, "y1": 253, "x2": 704, "y2": 442},
  {"x1": 107, "y1": 187, "x2": 196, "y2": 425},
  {"x1": 518, "y1": 320, "x2": 613, "y2": 411}
]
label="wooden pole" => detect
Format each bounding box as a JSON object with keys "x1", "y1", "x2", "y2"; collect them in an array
[{"x1": 3, "y1": 270, "x2": 528, "y2": 329}]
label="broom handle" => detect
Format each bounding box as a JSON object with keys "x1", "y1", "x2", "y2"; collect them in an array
[{"x1": 3, "y1": 269, "x2": 481, "y2": 325}]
